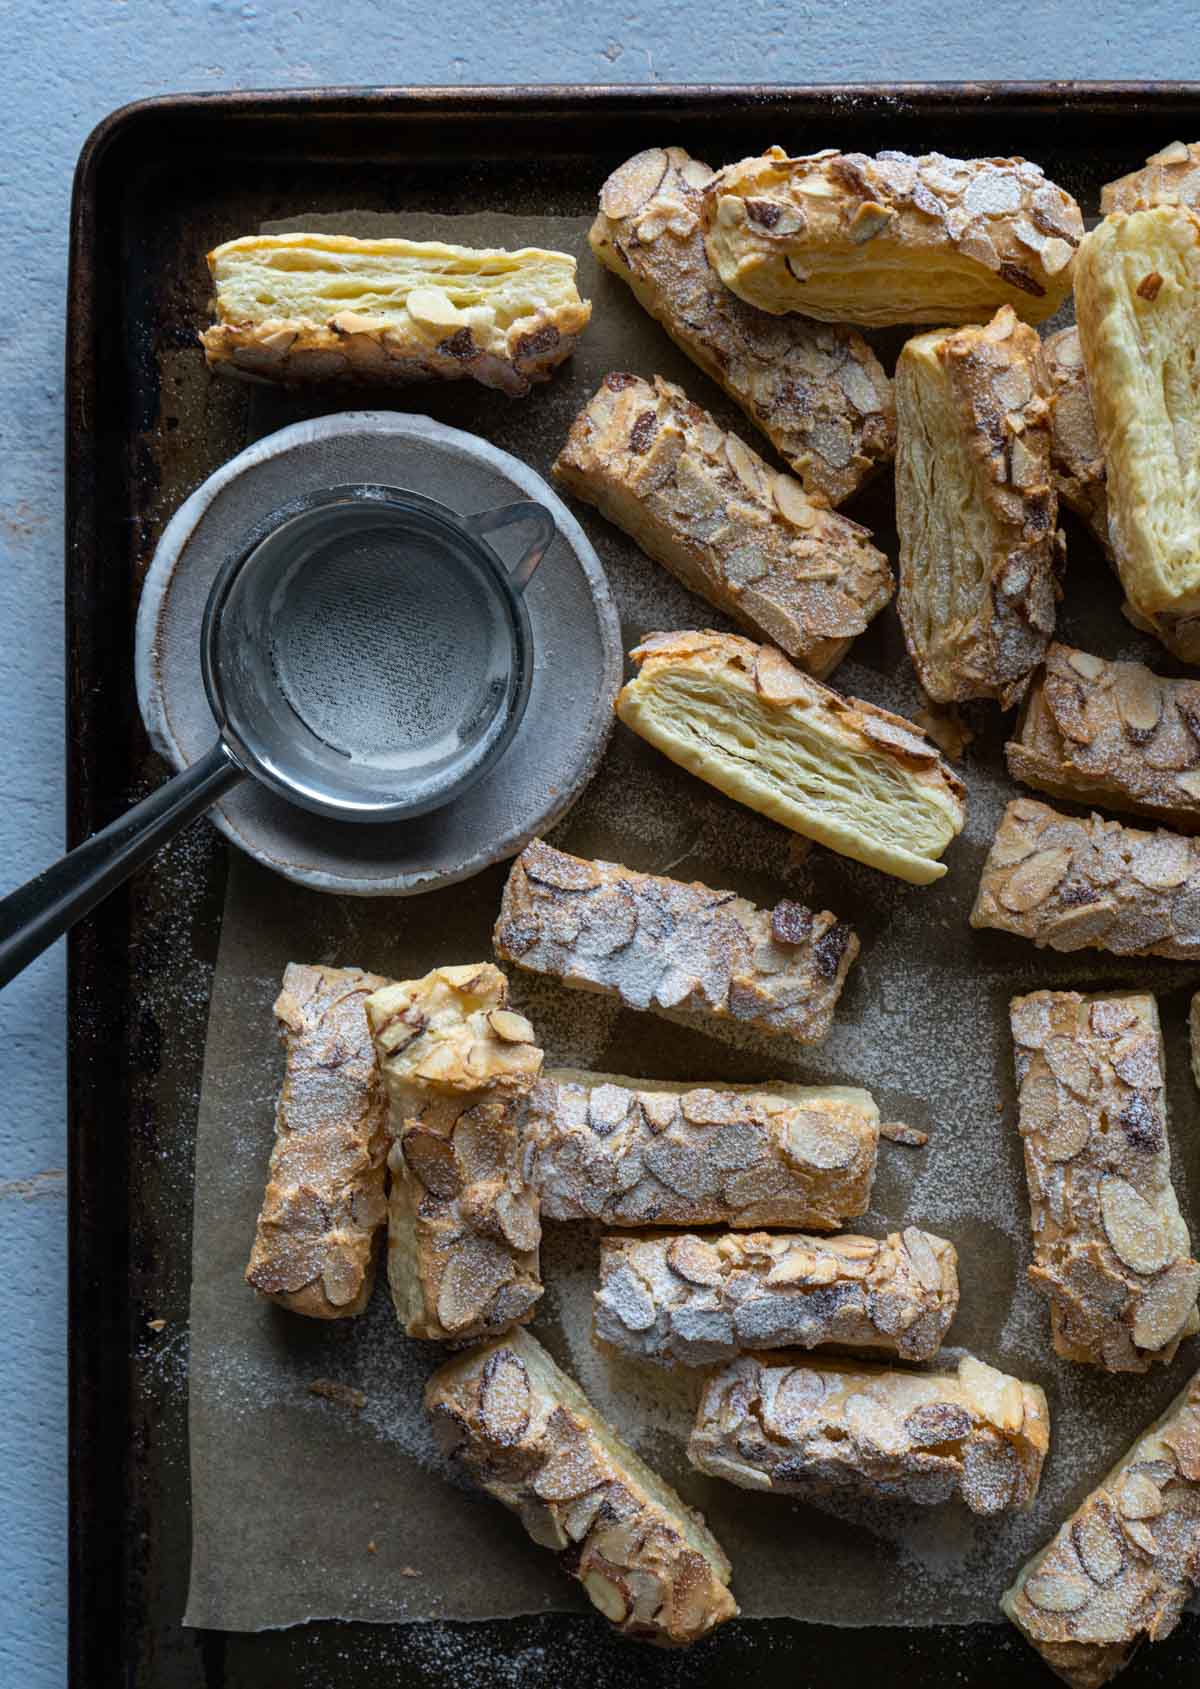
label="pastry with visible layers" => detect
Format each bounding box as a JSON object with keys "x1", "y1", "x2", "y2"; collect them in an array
[
  {"x1": 1074, "y1": 205, "x2": 1200, "y2": 620},
  {"x1": 1102, "y1": 140, "x2": 1200, "y2": 214},
  {"x1": 200, "y1": 233, "x2": 590, "y2": 395},
  {"x1": 594, "y1": 1227, "x2": 957, "y2": 1365},
  {"x1": 554, "y1": 372, "x2": 893, "y2": 678},
  {"x1": 896, "y1": 305, "x2": 1059, "y2": 706},
  {"x1": 364, "y1": 963, "x2": 544, "y2": 1341},
  {"x1": 245, "y1": 963, "x2": 390, "y2": 1318},
  {"x1": 494, "y1": 840, "x2": 857, "y2": 1044},
  {"x1": 1007, "y1": 643, "x2": 1200, "y2": 829},
  {"x1": 426, "y1": 1327, "x2": 737, "y2": 1646},
  {"x1": 689, "y1": 1352, "x2": 1049, "y2": 1514},
  {"x1": 1002, "y1": 1368, "x2": 1200, "y2": 1688},
  {"x1": 590, "y1": 146, "x2": 895, "y2": 505},
  {"x1": 971, "y1": 798, "x2": 1200, "y2": 960},
  {"x1": 1009, "y1": 990, "x2": 1199, "y2": 1373},
  {"x1": 701, "y1": 148, "x2": 1082, "y2": 326},
  {"x1": 524, "y1": 1072, "x2": 879, "y2": 1230},
  {"x1": 615, "y1": 630, "x2": 967, "y2": 885}
]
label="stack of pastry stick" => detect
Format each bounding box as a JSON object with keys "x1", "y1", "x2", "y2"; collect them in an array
[{"x1": 226, "y1": 132, "x2": 1200, "y2": 1675}]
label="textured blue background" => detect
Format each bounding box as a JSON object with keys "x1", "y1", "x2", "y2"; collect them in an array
[{"x1": 1, "y1": 7, "x2": 1196, "y2": 1682}]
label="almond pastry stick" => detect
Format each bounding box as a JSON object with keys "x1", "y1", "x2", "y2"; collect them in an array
[
  {"x1": 245, "y1": 963, "x2": 391, "y2": 1318},
  {"x1": 896, "y1": 306, "x2": 1059, "y2": 707},
  {"x1": 1102, "y1": 139, "x2": 1200, "y2": 214},
  {"x1": 1007, "y1": 643, "x2": 1200, "y2": 830},
  {"x1": 971, "y1": 798, "x2": 1200, "y2": 960},
  {"x1": 1009, "y1": 990, "x2": 1199, "y2": 1373},
  {"x1": 553, "y1": 373, "x2": 893, "y2": 679},
  {"x1": 200, "y1": 232, "x2": 590, "y2": 395},
  {"x1": 1075, "y1": 205, "x2": 1200, "y2": 621},
  {"x1": 425, "y1": 1327, "x2": 737, "y2": 1646},
  {"x1": 1002, "y1": 1368, "x2": 1200, "y2": 1689},
  {"x1": 523, "y1": 1072, "x2": 879, "y2": 1230},
  {"x1": 689, "y1": 1352, "x2": 1050, "y2": 1515},
  {"x1": 594, "y1": 1227, "x2": 958, "y2": 1366},
  {"x1": 364, "y1": 963, "x2": 545, "y2": 1341},
  {"x1": 494, "y1": 840, "x2": 858, "y2": 1045},
  {"x1": 701, "y1": 148, "x2": 1082, "y2": 327},
  {"x1": 615, "y1": 630, "x2": 967, "y2": 885},
  {"x1": 590, "y1": 146, "x2": 895, "y2": 506}
]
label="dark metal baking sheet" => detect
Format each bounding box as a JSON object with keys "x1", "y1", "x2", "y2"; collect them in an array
[{"x1": 66, "y1": 83, "x2": 1200, "y2": 1687}]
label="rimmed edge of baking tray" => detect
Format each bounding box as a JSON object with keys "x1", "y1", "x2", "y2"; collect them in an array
[{"x1": 66, "y1": 83, "x2": 1200, "y2": 1689}]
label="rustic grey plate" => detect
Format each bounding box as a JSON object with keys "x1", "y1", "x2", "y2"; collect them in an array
[{"x1": 135, "y1": 410, "x2": 622, "y2": 895}]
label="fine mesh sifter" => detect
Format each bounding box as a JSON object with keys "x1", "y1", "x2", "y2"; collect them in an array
[{"x1": 0, "y1": 481, "x2": 556, "y2": 986}]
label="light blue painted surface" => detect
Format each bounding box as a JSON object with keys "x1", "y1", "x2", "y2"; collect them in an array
[{"x1": 0, "y1": 6, "x2": 1195, "y2": 1681}]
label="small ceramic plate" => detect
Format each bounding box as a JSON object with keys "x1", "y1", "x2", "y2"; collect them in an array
[{"x1": 136, "y1": 411, "x2": 622, "y2": 895}]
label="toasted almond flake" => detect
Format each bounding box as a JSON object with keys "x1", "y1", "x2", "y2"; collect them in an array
[
  {"x1": 753, "y1": 645, "x2": 810, "y2": 705},
  {"x1": 1117, "y1": 1469, "x2": 1164, "y2": 1519},
  {"x1": 581, "y1": 1568, "x2": 629, "y2": 1623},
  {"x1": 764, "y1": 1248, "x2": 817, "y2": 1286},
  {"x1": 1100, "y1": 1176, "x2": 1174, "y2": 1274},
  {"x1": 881, "y1": 1120, "x2": 928, "y2": 1146},
  {"x1": 1067, "y1": 649, "x2": 1106, "y2": 679},
  {"x1": 1132, "y1": 1260, "x2": 1200, "y2": 1350},
  {"x1": 666, "y1": 1235, "x2": 724, "y2": 1287},
  {"x1": 479, "y1": 1348, "x2": 532, "y2": 1445},
  {"x1": 601, "y1": 147, "x2": 670, "y2": 220},
  {"x1": 488, "y1": 1008, "x2": 535, "y2": 1044},
  {"x1": 401, "y1": 1127, "x2": 462, "y2": 1199},
  {"x1": 1122, "y1": 1518, "x2": 1158, "y2": 1555},
  {"x1": 999, "y1": 847, "x2": 1072, "y2": 912},
  {"x1": 1024, "y1": 1571, "x2": 1092, "y2": 1613},
  {"x1": 772, "y1": 471, "x2": 818, "y2": 529},
  {"x1": 1073, "y1": 1503, "x2": 1124, "y2": 1584}
]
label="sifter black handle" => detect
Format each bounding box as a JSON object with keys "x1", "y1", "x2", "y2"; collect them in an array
[{"x1": 0, "y1": 741, "x2": 242, "y2": 989}]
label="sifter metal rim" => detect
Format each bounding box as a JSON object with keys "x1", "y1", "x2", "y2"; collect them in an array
[{"x1": 134, "y1": 410, "x2": 623, "y2": 896}]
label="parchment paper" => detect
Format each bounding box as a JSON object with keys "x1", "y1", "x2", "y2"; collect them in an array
[{"x1": 184, "y1": 210, "x2": 1200, "y2": 1633}]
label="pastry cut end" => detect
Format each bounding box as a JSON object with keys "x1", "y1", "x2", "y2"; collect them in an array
[{"x1": 616, "y1": 630, "x2": 965, "y2": 886}]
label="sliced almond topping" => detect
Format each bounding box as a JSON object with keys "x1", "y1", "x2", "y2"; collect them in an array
[
  {"x1": 1024, "y1": 1571, "x2": 1092, "y2": 1613},
  {"x1": 495, "y1": 1188, "x2": 541, "y2": 1253},
  {"x1": 844, "y1": 1393, "x2": 908, "y2": 1454},
  {"x1": 856, "y1": 712, "x2": 939, "y2": 765},
  {"x1": 807, "y1": 1255, "x2": 840, "y2": 1285},
  {"x1": 534, "y1": 1414, "x2": 607, "y2": 1502},
  {"x1": 1176, "y1": 770, "x2": 1200, "y2": 799},
  {"x1": 1073, "y1": 1502, "x2": 1124, "y2": 1584},
  {"x1": 902, "y1": 1227, "x2": 944, "y2": 1291},
  {"x1": 666, "y1": 1235, "x2": 724, "y2": 1287},
  {"x1": 1043, "y1": 1036, "x2": 1093, "y2": 1098},
  {"x1": 1148, "y1": 140, "x2": 1192, "y2": 164},
  {"x1": 881, "y1": 1121, "x2": 929, "y2": 1146},
  {"x1": 767, "y1": 1367, "x2": 826, "y2": 1436},
  {"x1": 401, "y1": 1127, "x2": 462, "y2": 1200},
  {"x1": 581, "y1": 1567, "x2": 629, "y2": 1624},
  {"x1": 905, "y1": 1402, "x2": 971, "y2": 1447},
  {"x1": 487, "y1": 1008, "x2": 535, "y2": 1044},
  {"x1": 1161, "y1": 1410, "x2": 1200, "y2": 1481},
  {"x1": 478, "y1": 1347, "x2": 532, "y2": 1445},
  {"x1": 754, "y1": 644, "x2": 810, "y2": 705},
  {"x1": 436, "y1": 1236, "x2": 515, "y2": 1332},
  {"x1": 725, "y1": 432, "x2": 766, "y2": 497},
  {"x1": 772, "y1": 471, "x2": 818, "y2": 529},
  {"x1": 1122, "y1": 1518, "x2": 1158, "y2": 1556},
  {"x1": 1067, "y1": 648, "x2": 1106, "y2": 679},
  {"x1": 1115, "y1": 664, "x2": 1163, "y2": 742},
  {"x1": 1132, "y1": 1260, "x2": 1200, "y2": 1351},
  {"x1": 765, "y1": 1248, "x2": 817, "y2": 1286},
  {"x1": 1099, "y1": 1176, "x2": 1174, "y2": 1274},
  {"x1": 1041, "y1": 237, "x2": 1074, "y2": 275},
  {"x1": 601, "y1": 148, "x2": 670, "y2": 220},
  {"x1": 1129, "y1": 831, "x2": 1192, "y2": 890},
  {"x1": 999, "y1": 847, "x2": 1072, "y2": 913},
  {"x1": 785, "y1": 1112, "x2": 860, "y2": 1171},
  {"x1": 1117, "y1": 1470, "x2": 1164, "y2": 1519},
  {"x1": 452, "y1": 1103, "x2": 509, "y2": 1183},
  {"x1": 959, "y1": 1355, "x2": 1024, "y2": 1433}
]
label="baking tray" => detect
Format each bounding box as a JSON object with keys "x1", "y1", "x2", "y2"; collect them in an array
[{"x1": 66, "y1": 84, "x2": 1200, "y2": 1687}]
